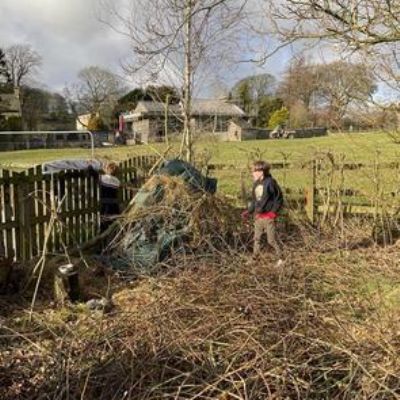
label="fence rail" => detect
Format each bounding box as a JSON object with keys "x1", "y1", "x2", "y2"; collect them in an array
[
  {"x1": 209, "y1": 159, "x2": 400, "y2": 224},
  {"x1": 0, "y1": 155, "x2": 157, "y2": 261},
  {"x1": 208, "y1": 161, "x2": 400, "y2": 171}
]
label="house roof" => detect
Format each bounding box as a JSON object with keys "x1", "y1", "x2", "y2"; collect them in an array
[
  {"x1": 191, "y1": 99, "x2": 245, "y2": 117},
  {"x1": 135, "y1": 101, "x2": 181, "y2": 115},
  {"x1": 123, "y1": 99, "x2": 246, "y2": 121}
]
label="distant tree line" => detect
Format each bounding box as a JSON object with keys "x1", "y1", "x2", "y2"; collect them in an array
[
  {"x1": 230, "y1": 58, "x2": 382, "y2": 131},
  {"x1": 0, "y1": 38, "x2": 395, "y2": 134}
]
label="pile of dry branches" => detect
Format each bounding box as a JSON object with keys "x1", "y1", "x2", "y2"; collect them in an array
[
  {"x1": 107, "y1": 175, "x2": 248, "y2": 273},
  {"x1": 1, "y1": 222, "x2": 400, "y2": 399}
]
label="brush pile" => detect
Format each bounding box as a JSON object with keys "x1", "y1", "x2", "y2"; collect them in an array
[
  {"x1": 106, "y1": 159, "x2": 246, "y2": 273},
  {"x1": 1, "y1": 235, "x2": 400, "y2": 399}
]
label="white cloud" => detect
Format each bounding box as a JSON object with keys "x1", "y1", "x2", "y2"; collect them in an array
[
  {"x1": 0, "y1": 0, "x2": 348, "y2": 97},
  {"x1": 0, "y1": 0, "x2": 131, "y2": 92}
]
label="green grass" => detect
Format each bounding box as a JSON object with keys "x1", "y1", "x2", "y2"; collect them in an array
[
  {"x1": 0, "y1": 132, "x2": 399, "y2": 170},
  {"x1": 1, "y1": 131, "x2": 399, "y2": 196},
  {"x1": 196, "y1": 131, "x2": 400, "y2": 164},
  {"x1": 0, "y1": 146, "x2": 154, "y2": 170}
]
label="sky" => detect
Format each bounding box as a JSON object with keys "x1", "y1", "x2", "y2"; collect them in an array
[
  {"x1": 4, "y1": 0, "x2": 392, "y2": 101},
  {"x1": 0, "y1": 0, "x2": 132, "y2": 92},
  {"x1": 0, "y1": 0, "x2": 300, "y2": 97}
]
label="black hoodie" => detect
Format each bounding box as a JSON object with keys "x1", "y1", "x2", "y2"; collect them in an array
[{"x1": 248, "y1": 175, "x2": 283, "y2": 214}]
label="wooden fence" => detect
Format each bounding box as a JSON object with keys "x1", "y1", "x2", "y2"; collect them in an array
[
  {"x1": 1, "y1": 154, "x2": 399, "y2": 262},
  {"x1": 208, "y1": 159, "x2": 400, "y2": 224},
  {"x1": 0, "y1": 155, "x2": 157, "y2": 261}
]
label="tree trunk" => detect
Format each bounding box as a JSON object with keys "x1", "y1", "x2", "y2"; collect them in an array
[
  {"x1": 164, "y1": 93, "x2": 169, "y2": 145},
  {"x1": 183, "y1": 0, "x2": 193, "y2": 163}
]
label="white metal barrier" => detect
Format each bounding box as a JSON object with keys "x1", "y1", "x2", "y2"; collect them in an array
[{"x1": 0, "y1": 130, "x2": 95, "y2": 159}]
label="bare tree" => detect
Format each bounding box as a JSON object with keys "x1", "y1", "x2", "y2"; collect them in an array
[
  {"x1": 5, "y1": 44, "x2": 42, "y2": 87},
  {"x1": 99, "y1": 0, "x2": 250, "y2": 161},
  {"x1": 0, "y1": 49, "x2": 11, "y2": 85},
  {"x1": 69, "y1": 66, "x2": 127, "y2": 125},
  {"x1": 314, "y1": 61, "x2": 376, "y2": 127},
  {"x1": 278, "y1": 57, "x2": 376, "y2": 128},
  {"x1": 265, "y1": 0, "x2": 399, "y2": 92},
  {"x1": 268, "y1": 1, "x2": 399, "y2": 46},
  {"x1": 278, "y1": 56, "x2": 317, "y2": 110}
]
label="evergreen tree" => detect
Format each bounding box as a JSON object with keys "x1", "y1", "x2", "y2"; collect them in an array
[{"x1": 268, "y1": 107, "x2": 290, "y2": 129}]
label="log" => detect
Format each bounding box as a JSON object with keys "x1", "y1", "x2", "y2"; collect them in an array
[{"x1": 54, "y1": 264, "x2": 80, "y2": 304}]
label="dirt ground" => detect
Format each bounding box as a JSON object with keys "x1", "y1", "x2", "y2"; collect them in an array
[{"x1": 1, "y1": 222, "x2": 400, "y2": 399}]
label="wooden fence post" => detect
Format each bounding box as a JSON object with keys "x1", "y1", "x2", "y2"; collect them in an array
[
  {"x1": 0, "y1": 169, "x2": 15, "y2": 260},
  {"x1": 16, "y1": 170, "x2": 34, "y2": 261},
  {"x1": 305, "y1": 159, "x2": 317, "y2": 224}
]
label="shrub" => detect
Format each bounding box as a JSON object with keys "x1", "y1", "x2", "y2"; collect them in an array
[
  {"x1": 87, "y1": 114, "x2": 107, "y2": 131},
  {"x1": 268, "y1": 107, "x2": 289, "y2": 128}
]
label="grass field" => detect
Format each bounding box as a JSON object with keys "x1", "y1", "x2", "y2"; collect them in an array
[
  {"x1": 0, "y1": 131, "x2": 398, "y2": 169},
  {"x1": 0, "y1": 131, "x2": 399, "y2": 197}
]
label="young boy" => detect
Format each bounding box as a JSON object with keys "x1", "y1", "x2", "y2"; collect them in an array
[{"x1": 243, "y1": 160, "x2": 284, "y2": 261}]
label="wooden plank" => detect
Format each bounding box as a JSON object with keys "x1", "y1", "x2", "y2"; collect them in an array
[
  {"x1": 47, "y1": 173, "x2": 55, "y2": 253},
  {"x1": 305, "y1": 160, "x2": 317, "y2": 224},
  {"x1": 123, "y1": 159, "x2": 128, "y2": 204},
  {"x1": 56, "y1": 172, "x2": 66, "y2": 252},
  {"x1": 3, "y1": 171, "x2": 12, "y2": 260},
  {"x1": 86, "y1": 171, "x2": 92, "y2": 242},
  {"x1": 0, "y1": 169, "x2": 14, "y2": 260},
  {"x1": 75, "y1": 174, "x2": 83, "y2": 245},
  {"x1": 0, "y1": 169, "x2": 6, "y2": 258},
  {"x1": 317, "y1": 204, "x2": 377, "y2": 216},
  {"x1": 132, "y1": 156, "x2": 139, "y2": 188},
  {"x1": 34, "y1": 166, "x2": 44, "y2": 257},
  {"x1": 88, "y1": 172, "x2": 99, "y2": 237},
  {"x1": 40, "y1": 170, "x2": 49, "y2": 257},
  {"x1": 15, "y1": 170, "x2": 29, "y2": 260},
  {"x1": 126, "y1": 159, "x2": 130, "y2": 200},
  {"x1": 0, "y1": 220, "x2": 19, "y2": 230},
  {"x1": 94, "y1": 171, "x2": 100, "y2": 236},
  {"x1": 52, "y1": 173, "x2": 62, "y2": 253},
  {"x1": 66, "y1": 172, "x2": 74, "y2": 247},
  {"x1": 133, "y1": 156, "x2": 139, "y2": 169},
  {"x1": 9, "y1": 172, "x2": 17, "y2": 261},
  {"x1": 83, "y1": 172, "x2": 90, "y2": 242},
  {"x1": 69, "y1": 173, "x2": 77, "y2": 247},
  {"x1": 25, "y1": 168, "x2": 36, "y2": 259},
  {"x1": 87, "y1": 173, "x2": 94, "y2": 239}
]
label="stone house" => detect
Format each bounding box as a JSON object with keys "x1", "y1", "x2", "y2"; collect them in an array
[
  {"x1": 122, "y1": 99, "x2": 247, "y2": 144},
  {"x1": 123, "y1": 101, "x2": 182, "y2": 144},
  {"x1": 189, "y1": 99, "x2": 246, "y2": 133},
  {"x1": 76, "y1": 113, "x2": 92, "y2": 131},
  {"x1": 224, "y1": 120, "x2": 270, "y2": 141}
]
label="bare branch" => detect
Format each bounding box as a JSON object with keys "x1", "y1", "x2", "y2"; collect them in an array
[{"x1": 5, "y1": 44, "x2": 42, "y2": 87}]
